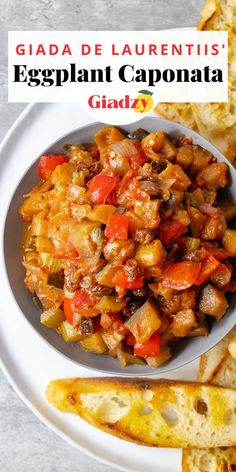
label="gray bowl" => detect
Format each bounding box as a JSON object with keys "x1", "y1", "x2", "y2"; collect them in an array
[{"x1": 4, "y1": 117, "x2": 236, "y2": 376}]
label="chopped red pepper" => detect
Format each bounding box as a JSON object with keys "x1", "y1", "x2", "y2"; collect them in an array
[
  {"x1": 134, "y1": 331, "x2": 160, "y2": 358},
  {"x1": 105, "y1": 214, "x2": 129, "y2": 240},
  {"x1": 112, "y1": 269, "x2": 144, "y2": 290},
  {"x1": 161, "y1": 261, "x2": 201, "y2": 290},
  {"x1": 88, "y1": 173, "x2": 117, "y2": 204},
  {"x1": 158, "y1": 218, "x2": 187, "y2": 247},
  {"x1": 63, "y1": 290, "x2": 97, "y2": 325},
  {"x1": 201, "y1": 242, "x2": 229, "y2": 261},
  {"x1": 38, "y1": 155, "x2": 69, "y2": 180},
  {"x1": 63, "y1": 297, "x2": 74, "y2": 324},
  {"x1": 51, "y1": 245, "x2": 79, "y2": 259},
  {"x1": 106, "y1": 186, "x2": 119, "y2": 205},
  {"x1": 195, "y1": 249, "x2": 221, "y2": 285}
]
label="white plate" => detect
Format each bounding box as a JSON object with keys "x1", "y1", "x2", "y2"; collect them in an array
[{"x1": 0, "y1": 103, "x2": 199, "y2": 472}]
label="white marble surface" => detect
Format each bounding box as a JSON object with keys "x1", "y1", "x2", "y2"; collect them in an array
[{"x1": 0, "y1": 1, "x2": 205, "y2": 471}]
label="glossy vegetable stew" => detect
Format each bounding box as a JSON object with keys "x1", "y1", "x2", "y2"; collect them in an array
[{"x1": 19, "y1": 126, "x2": 236, "y2": 367}]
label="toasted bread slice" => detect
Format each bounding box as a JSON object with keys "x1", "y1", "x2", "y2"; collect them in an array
[
  {"x1": 211, "y1": 353, "x2": 236, "y2": 388},
  {"x1": 156, "y1": 0, "x2": 236, "y2": 164},
  {"x1": 198, "y1": 327, "x2": 236, "y2": 383},
  {"x1": 182, "y1": 447, "x2": 236, "y2": 472},
  {"x1": 183, "y1": 327, "x2": 236, "y2": 471},
  {"x1": 46, "y1": 377, "x2": 236, "y2": 448}
]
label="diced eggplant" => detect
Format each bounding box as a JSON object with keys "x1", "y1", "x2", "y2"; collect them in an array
[
  {"x1": 171, "y1": 309, "x2": 196, "y2": 337},
  {"x1": 134, "y1": 200, "x2": 161, "y2": 229},
  {"x1": 219, "y1": 200, "x2": 236, "y2": 222},
  {"x1": 127, "y1": 128, "x2": 148, "y2": 142},
  {"x1": 88, "y1": 204, "x2": 116, "y2": 224},
  {"x1": 95, "y1": 264, "x2": 119, "y2": 287},
  {"x1": 40, "y1": 307, "x2": 65, "y2": 329},
  {"x1": 187, "y1": 321, "x2": 209, "y2": 338},
  {"x1": 196, "y1": 163, "x2": 228, "y2": 189},
  {"x1": 161, "y1": 137, "x2": 178, "y2": 161},
  {"x1": 176, "y1": 145, "x2": 194, "y2": 169},
  {"x1": 210, "y1": 264, "x2": 232, "y2": 288},
  {"x1": 201, "y1": 215, "x2": 226, "y2": 240},
  {"x1": 80, "y1": 332, "x2": 107, "y2": 353},
  {"x1": 47, "y1": 271, "x2": 64, "y2": 289},
  {"x1": 103, "y1": 240, "x2": 134, "y2": 263},
  {"x1": 19, "y1": 192, "x2": 48, "y2": 221},
  {"x1": 93, "y1": 126, "x2": 125, "y2": 150},
  {"x1": 148, "y1": 282, "x2": 174, "y2": 301},
  {"x1": 199, "y1": 284, "x2": 229, "y2": 320},
  {"x1": 222, "y1": 229, "x2": 236, "y2": 256},
  {"x1": 135, "y1": 240, "x2": 166, "y2": 267},
  {"x1": 96, "y1": 295, "x2": 125, "y2": 312},
  {"x1": 190, "y1": 146, "x2": 212, "y2": 175}
]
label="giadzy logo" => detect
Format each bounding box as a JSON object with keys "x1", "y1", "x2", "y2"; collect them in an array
[{"x1": 88, "y1": 90, "x2": 154, "y2": 113}]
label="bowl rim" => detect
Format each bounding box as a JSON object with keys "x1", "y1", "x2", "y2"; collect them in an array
[{"x1": 3, "y1": 116, "x2": 236, "y2": 376}]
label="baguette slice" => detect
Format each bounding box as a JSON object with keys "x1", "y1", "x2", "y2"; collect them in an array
[
  {"x1": 198, "y1": 326, "x2": 236, "y2": 383},
  {"x1": 183, "y1": 328, "x2": 236, "y2": 471},
  {"x1": 211, "y1": 354, "x2": 236, "y2": 389},
  {"x1": 46, "y1": 377, "x2": 236, "y2": 448},
  {"x1": 182, "y1": 447, "x2": 236, "y2": 472}
]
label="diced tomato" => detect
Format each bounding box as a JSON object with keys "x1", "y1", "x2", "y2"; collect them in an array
[
  {"x1": 51, "y1": 245, "x2": 79, "y2": 259},
  {"x1": 134, "y1": 331, "x2": 160, "y2": 358},
  {"x1": 38, "y1": 155, "x2": 69, "y2": 180},
  {"x1": 73, "y1": 289, "x2": 97, "y2": 309},
  {"x1": 100, "y1": 312, "x2": 127, "y2": 335},
  {"x1": 126, "y1": 333, "x2": 136, "y2": 346},
  {"x1": 201, "y1": 242, "x2": 229, "y2": 261},
  {"x1": 161, "y1": 261, "x2": 201, "y2": 290},
  {"x1": 112, "y1": 269, "x2": 144, "y2": 290},
  {"x1": 100, "y1": 312, "x2": 121, "y2": 330},
  {"x1": 63, "y1": 297, "x2": 74, "y2": 324},
  {"x1": 158, "y1": 218, "x2": 188, "y2": 247},
  {"x1": 88, "y1": 173, "x2": 117, "y2": 204},
  {"x1": 106, "y1": 185, "x2": 119, "y2": 205},
  {"x1": 105, "y1": 214, "x2": 129, "y2": 240},
  {"x1": 131, "y1": 141, "x2": 147, "y2": 166},
  {"x1": 125, "y1": 178, "x2": 150, "y2": 201},
  {"x1": 119, "y1": 169, "x2": 138, "y2": 194},
  {"x1": 195, "y1": 250, "x2": 221, "y2": 285}
]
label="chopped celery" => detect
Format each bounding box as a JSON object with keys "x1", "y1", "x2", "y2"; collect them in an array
[
  {"x1": 182, "y1": 237, "x2": 200, "y2": 253},
  {"x1": 39, "y1": 252, "x2": 62, "y2": 273},
  {"x1": 60, "y1": 321, "x2": 85, "y2": 342}
]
